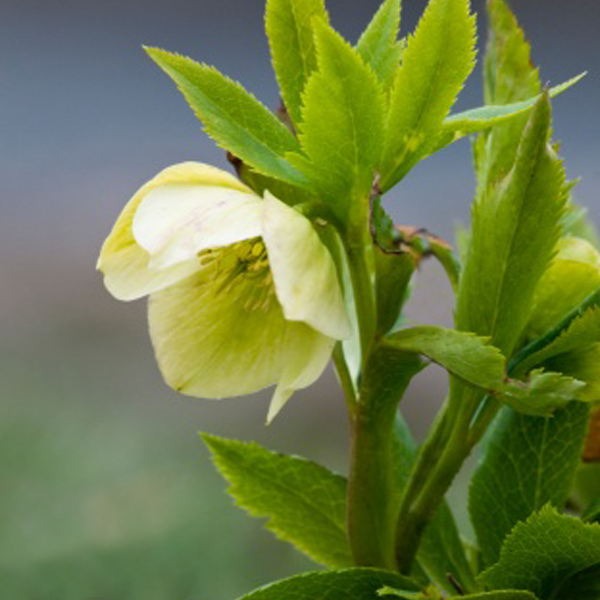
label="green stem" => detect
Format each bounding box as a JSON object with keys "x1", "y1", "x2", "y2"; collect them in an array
[
  {"x1": 344, "y1": 224, "x2": 401, "y2": 569},
  {"x1": 346, "y1": 239, "x2": 377, "y2": 366},
  {"x1": 348, "y1": 383, "x2": 399, "y2": 569},
  {"x1": 394, "y1": 406, "x2": 451, "y2": 549},
  {"x1": 396, "y1": 412, "x2": 472, "y2": 574},
  {"x1": 333, "y1": 343, "x2": 357, "y2": 415},
  {"x1": 394, "y1": 384, "x2": 480, "y2": 574}
]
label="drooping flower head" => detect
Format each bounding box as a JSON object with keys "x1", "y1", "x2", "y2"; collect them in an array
[{"x1": 98, "y1": 162, "x2": 350, "y2": 421}]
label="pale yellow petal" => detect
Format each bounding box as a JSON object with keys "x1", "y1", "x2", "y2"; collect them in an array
[
  {"x1": 267, "y1": 326, "x2": 335, "y2": 424},
  {"x1": 148, "y1": 266, "x2": 328, "y2": 401},
  {"x1": 133, "y1": 185, "x2": 263, "y2": 270},
  {"x1": 98, "y1": 162, "x2": 249, "y2": 300},
  {"x1": 261, "y1": 192, "x2": 351, "y2": 340}
]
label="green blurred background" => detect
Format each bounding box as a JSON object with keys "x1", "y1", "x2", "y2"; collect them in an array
[{"x1": 2, "y1": 0, "x2": 599, "y2": 598}]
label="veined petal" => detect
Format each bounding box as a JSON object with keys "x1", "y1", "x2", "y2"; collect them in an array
[
  {"x1": 267, "y1": 326, "x2": 335, "y2": 424},
  {"x1": 98, "y1": 162, "x2": 249, "y2": 300},
  {"x1": 101, "y1": 246, "x2": 199, "y2": 301},
  {"x1": 148, "y1": 264, "x2": 332, "y2": 408},
  {"x1": 134, "y1": 185, "x2": 263, "y2": 270},
  {"x1": 261, "y1": 193, "x2": 351, "y2": 340}
]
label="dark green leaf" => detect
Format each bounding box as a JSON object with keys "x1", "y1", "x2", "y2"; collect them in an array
[
  {"x1": 202, "y1": 434, "x2": 351, "y2": 568},
  {"x1": 381, "y1": 0, "x2": 476, "y2": 190},
  {"x1": 375, "y1": 250, "x2": 415, "y2": 336},
  {"x1": 145, "y1": 48, "x2": 304, "y2": 186},
  {"x1": 371, "y1": 198, "x2": 416, "y2": 335},
  {"x1": 516, "y1": 308, "x2": 600, "y2": 375},
  {"x1": 458, "y1": 594, "x2": 539, "y2": 600},
  {"x1": 265, "y1": 0, "x2": 328, "y2": 126},
  {"x1": 584, "y1": 494, "x2": 600, "y2": 524},
  {"x1": 470, "y1": 403, "x2": 590, "y2": 566},
  {"x1": 357, "y1": 0, "x2": 403, "y2": 91},
  {"x1": 234, "y1": 569, "x2": 420, "y2": 600},
  {"x1": 380, "y1": 589, "x2": 538, "y2": 600},
  {"x1": 480, "y1": 506, "x2": 600, "y2": 600},
  {"x1": 288, "y1": 20, "x2": 385, "y2": 212}
]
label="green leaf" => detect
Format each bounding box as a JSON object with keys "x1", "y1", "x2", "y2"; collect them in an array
[
  {"x1": 455, "y1": 93, "x2": 567, "y2": 357},
  {"x1": 265, "y1": 0, "x2": 328, "y2": 127},
  {"x1": 548, "y1": 344, "x2": 600, "y2": 403},
  {"x1": 498, "y1": 369, "x2": 586, "y2": 417},
  {"x1": 371, "y1": 198, "x2": 416, "y2": 335},
  {"x1": 475, "y1": 0, "x2": 541, "y2": 191},
  {"x1": 145, "y1": 47, "x2": 304, "y2": 186},
  {"x1": 444, "y1": 74, "x2": 585, "y2": 137},
  {"x1": 584, "y1": 494, "x2": 600, "y2": 524},
  {"x1": 387, "y1": 326, "x2": 586, "y2": 416},
  {"x1": 516, "y1": 307, "x2": 600, "y2": 375},
  {"x1": 480, "y1": 506, "x2": 600, "y2": 600},
  {"x1": 380, "y1": 0, "x2": 476, "y2": 190},
  {"x1": 380, "y1": 589, "x2": 538, "y2": 600},
  {"x1": 356, "y1": 0, "x2": 403, "y2": 91},
  {"x1": 288, "y1": 20, "x2": 385, "y2": 212},
  {"x1": 458, "y1": 595, "x2": 539, "y2": 600},
  {"x1": 374, "y1": 249, "x2": 415, "y2": 336},
  {"x1": 393, "y1": 415, "x2": 476, "y2": 594},
  {"x1": 378, "y1": 586, "x2": 442, "y2": 599},
  {"x1": 525, "y1": 238, "x2": 600, "y2": 342},
  {"x1": 469, "y1": 403, "x2": 590, "y2": 566},
  {"x1": 234, "y1": 569, "x2": 421, "y2": 600},
  {"x1": 562, "y1": 203, "x2": 600, "y2": 248},
  {"x1": 201, "y1": 434, "x2": 351, "y2": 568},
  {"x1": 387, "y1": 326, "x2": 506, "y2": 390}
]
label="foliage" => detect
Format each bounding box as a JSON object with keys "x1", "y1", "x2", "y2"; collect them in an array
[{"x1": 98, "y1": 0, "x2": 598, "y2": 599}]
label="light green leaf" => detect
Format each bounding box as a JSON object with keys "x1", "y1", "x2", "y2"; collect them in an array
[
  {"x1": 288, "y1": 20, "x2": 385, "y2": 211},
  {"x1": 498, "y1": 369, "x2": 586, "y2": 417},
  {"x1": 265, "y1": 0, "x2": 328, "y2": 127},
  {"x1": 387, "y1": 326, "x2": 506, "y2": 390},
  {"x1": 393, "y1": 414, "x2": 477, "y2": 594},
  {"x1": 525, "y1": 237, "x2": 600, "y2": 341},
  {"x1": 562, "y1": 203, "x2": 600, "y2": 248},
  {"x1": 201, "y1": 434, "x2": 351, "y2": 568},
  {"x1": 444, "y1": 74, "x2": 585, "y2": 137},
  {"x1": 380, "y1": 0, "x2": 476, "y2": 190},
  {"x1": 455, "y1": 93, "x2": 567, "y2": 357},
  {"x1": 475, "y1": 0, "x2": 541, "y2": 191},
  {"x1": 357, "y1": 0, "x2": 403, "y2": 91},
  {"x1": 470, "y1": 403, "x2": 590, "y2": 567},
  {"x1": 235, "y1": 569, "x2": 420, "y2": 600},
  {"x1": 480, "y1": 506, "x2": 600, "y2": 600},
  {"x1": 145, "y1": 48, "x2": 304, "y2": 186}
]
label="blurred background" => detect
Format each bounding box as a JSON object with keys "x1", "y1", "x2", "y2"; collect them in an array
[{"x1": 1, "y1": 0, "x2": 599, "y2": 598}]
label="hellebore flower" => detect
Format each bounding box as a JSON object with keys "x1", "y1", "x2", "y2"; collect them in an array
[{"x1": 98, "y1": 162, "x2": 350, "y2": 421}]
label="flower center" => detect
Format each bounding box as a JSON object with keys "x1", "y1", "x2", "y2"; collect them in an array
[{"x1": 198, "y1": 238, "x2": 276, "y2": 312}]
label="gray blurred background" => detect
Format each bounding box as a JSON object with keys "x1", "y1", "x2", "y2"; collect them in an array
[{"x1": 1, "y1": 0, "x2": 598, "y2": 598}]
